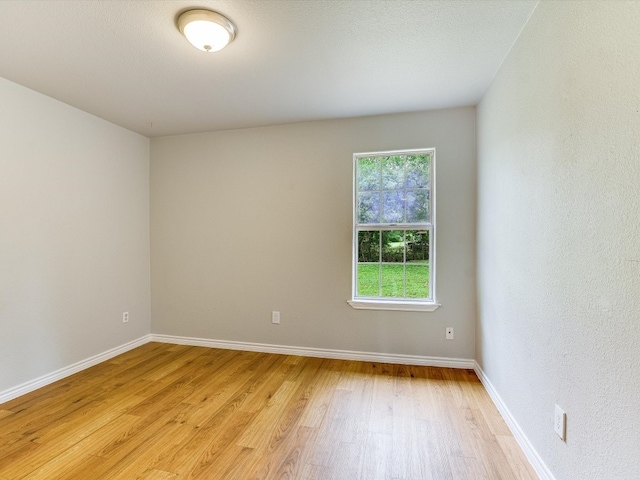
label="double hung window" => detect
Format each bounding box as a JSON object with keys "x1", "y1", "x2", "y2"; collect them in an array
[{"x1": 349, "y1": 149, "x2": 438, "y2": 311}]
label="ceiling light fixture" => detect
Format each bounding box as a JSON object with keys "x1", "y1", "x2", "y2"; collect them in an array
[{"x1": 177, "y1": 9, "x2": 236, "y2": 53}]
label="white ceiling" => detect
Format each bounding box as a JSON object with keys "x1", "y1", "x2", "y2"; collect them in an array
[{"x1": 0, "y1": 0, "x2": 538, "y2": 138}]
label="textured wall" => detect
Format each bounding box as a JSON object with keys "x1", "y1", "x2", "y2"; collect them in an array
[
  {"x1": 151, "y1": 108, "x2": 476, "y2": 359},
  {"x1": 477, "y1": 1, "x2": 640, "y2": 478},
  {"x1": 0, "y1": 77, "x2": 151, "y2": 393}
]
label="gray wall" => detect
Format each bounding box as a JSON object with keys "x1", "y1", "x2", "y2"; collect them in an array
[
  {"x1": 477, "y1": 1, "x2": 640, "y2": 478},
  {"x1": 151, "y1": 108, "x2": 476, "y2": 359},
  {"x1": 0, "y1": 77, "x2": 151, "y2": 393}
]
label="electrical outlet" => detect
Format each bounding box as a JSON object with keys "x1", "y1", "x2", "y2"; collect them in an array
[
  {"x1": 554, "y1": 404, "x2": 566, "y2": 441},
  {"x1": 272, "y1": 311, "x2": 280, "y2": 324},
  {"x1": 445, "y1": 327, "x2": 454, "y2": 340},
  {"x1": 122, "y1": 311, "x2": 129, "y2": 323}
]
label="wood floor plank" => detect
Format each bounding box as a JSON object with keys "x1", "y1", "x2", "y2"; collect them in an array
[
  {"x1": 299, "y1": 463, "x2": 328, "y2": 480},
  {"x1": 389, "y1": 413, "x2": 420, "y2": 479},
  {"x1": 0, "y1": 344, "x2": 538, "y2": 479},
  {"x1": 464, "y1": 407, "x2": 520, "y2": 479},
  {"x1": 247, "y1": 424, "x2": 316, "y2": 479},
  {"x1": 95, "y1": 421, "x2": 198, "y2": 479},
  {"x1": 0, "y1": 395, "x2": 146, "y2": 478},
  {"x1": 237, "y1": 360, "x2": 326, "y2": 478},
  {"x1": 0, "y1": 412, "x2": 140, "y2": 479},
  {"x1": 0, "y1": 385, "x2": 141, "y2": 465},
  {"x1": 181, "y1": 350, "x2": 254, "y2": 406},
  {"x1": 367, "y1": 367, "x2": 395, "y2": 435},
  {"x1": 0, "y1": 442, "x2": 42, "y2": 478},
  {"x1": 0, "y1": 343, "x2": 192, "y2": 445},
  {"x1": 20, "y1": 442, "x2": 112, "y2": 480},
  {"x1": 408, "y1": 366, "x2": 440, "y2": 423},
  {"x1": 35, "y1": 414, "x2": 143, "y2": 480},
  {"x1": 297, "y1": 368, "x2": 341, "y2": 429},
  {"x1": 238, "y1": 355, "x2": 301, "y2": 414},
  {"x1": 325, "y1": 441, "x2": 365, "y2": 480},
  {"x1": 449, "y1": 455, "x2": 487, "y2": 480},
  {"x1": 237, "y1": 379, "x2": 299, "y2": 449},
  {"x1": 363, "y1": 431, "x2": 391, "y2": 480},
  {"x1": 93, "y1": 403, "x2": 194, "y2": 460},
  {"x1": 32, "y1": 392, "x2": 144, "y2": 445},
  {"x1": 416, "y1": 419, "x2": 452, "y2": 480},
  {"x1": 496, "y1": 435, "x2": 539, "y2": 480},
  {"x1": 306, "y1": 388, "x2": 353, "y2": 468},
  {"x1": 193, "y1": 444, "x2": 255, "y2": 480},
  {"x1": 135, "y1": 469, "x2": 179, "y2": 480},
  {"x1": 154, "y1": 403, "x2": 256, "y2": 475},
  {"x1": 82, "y1": 406, "x2": 199, "y2": 479}
]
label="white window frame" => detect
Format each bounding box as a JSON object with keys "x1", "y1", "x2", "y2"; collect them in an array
[{"x1": 348, "y1": 148, "x2": 440, "y2": 312}]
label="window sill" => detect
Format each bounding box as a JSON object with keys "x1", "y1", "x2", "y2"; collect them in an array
[{"x1": 347, "y1": 299, "x2": 440, "y2": 312}]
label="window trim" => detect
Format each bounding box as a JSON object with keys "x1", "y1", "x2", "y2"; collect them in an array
[
  {"x1": 347, "y1": 299, "x2": 440, "y2": 312},
  {"x1": 349, "y1": 148, "x2": 439, "y2": 311}
]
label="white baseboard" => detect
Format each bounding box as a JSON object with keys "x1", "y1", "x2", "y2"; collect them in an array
[
  {"x1": 149, "y1": 334, "x2": 475, "y2": 369},
  {"x1": 474, "y1": 361, "x2": 555, "y2": 480},
  {"x1": 1, "y1": 333, "x2": 473, "y2": 406},
  {"x1": 0, "y1": 335, "x2": 152, "y2": 404}
]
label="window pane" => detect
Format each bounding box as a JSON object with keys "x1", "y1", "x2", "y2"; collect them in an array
[
  {"x1": 357, "y1": 157, "x2": 380, "y2": 191},
  {"x1": 382, "y1": 155, "x2": 404, "y2": 190},
  {"x1": 381, "y1": 264, "x2": 404, "y2": 297},
  {"x1": 406, "y1": 154, "x2": 430, "y2": 188},
  {"x1": 406, "y1": 190, "x2": 429, "y2": 223},
  {"x1": 357, "y1": 230, "x2": 380, "y2": 262},
  {"x1": 357, "y1": 264, "x2": 380, "y2": 296},
  {"x1": 406, "y1": 229, "x2": 429, "y2": 298},
  {"x1": 381, "y1": 230, "x2": 404, "y2": 263},
  {"x1": 382, "y1": 191, "x2": 404, "y2": 223},
  {"x1": 358, "y1": 192, "x2": 380, "y2": 223},
  {"x1": 405, "y1": 264, "x2": 429, "y2": 298},
  {"x1": 406, "y1": 230, "x2": 429, "y2": 262}
]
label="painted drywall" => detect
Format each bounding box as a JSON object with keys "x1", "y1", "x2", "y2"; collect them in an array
[
  {"x1": 477, "y1": 1, "x2": 640, "y2": 479},
  {"x1": 0, "y1": 77, "x2": 151, "y2": 393},
  {"x1": 151, "y1": 108, "x2": 476, "y2": 359}
]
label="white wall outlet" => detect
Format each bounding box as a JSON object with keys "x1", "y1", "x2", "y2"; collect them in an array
[
  {"x1": 445, "y1": 327, "x2": 454, "y2": 340},
  {"x1": 272, "y1": 311, "x2": 280, "y2": 324},
  {"x1": 554, "y1": 404, "x2": 566, "y2": 441},
  {"x1": 122, "y1": 311, "x2": 129, "y2": 323}
]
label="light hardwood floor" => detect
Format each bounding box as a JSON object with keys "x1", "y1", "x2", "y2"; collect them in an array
[{"x1": 0, "y1": 343, "x2": 537, "y2": 479}]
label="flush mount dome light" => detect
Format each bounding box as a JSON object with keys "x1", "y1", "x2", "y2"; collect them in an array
[{"x1": 177, "y1": 9, "x2": 236, "y2": 52}]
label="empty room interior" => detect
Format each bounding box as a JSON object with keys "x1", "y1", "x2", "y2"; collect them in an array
[{"x1": 1, "y1": 0, "x2": 639, "y2": 479}]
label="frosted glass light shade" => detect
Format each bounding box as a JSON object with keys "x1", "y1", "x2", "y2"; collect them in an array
[{"x1": 178, "y1": 10, "x2": 236, "y2": 52}]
